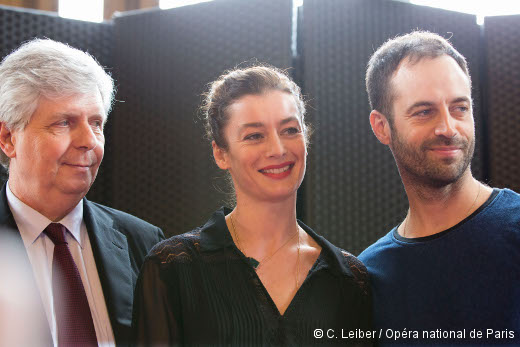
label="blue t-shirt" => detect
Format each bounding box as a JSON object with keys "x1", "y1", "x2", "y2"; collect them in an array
[{"x1": 359, "y1": 188, "x2": 520, "y2": 346}]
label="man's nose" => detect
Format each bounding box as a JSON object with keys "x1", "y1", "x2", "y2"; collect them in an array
[
  {"x1": 74, "y1": 122, "x2": 98, "y2": 150},
  {"x1": 434, "y1": 107, "x2": 458, "y2": 138}
]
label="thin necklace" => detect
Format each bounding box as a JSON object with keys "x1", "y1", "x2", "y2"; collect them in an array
[
  {"x1": 403, "y1": 183, "x2": 481, "y2": 237},
  {"x1": 296, "y1": 228, "x2": 301, "y2": 289},
  {"x1": 229, "y1": 213, "x2": 301, "y2": 288},
  {"x1": 229, "y1": 213, "x2": 243, "y2": 251}
]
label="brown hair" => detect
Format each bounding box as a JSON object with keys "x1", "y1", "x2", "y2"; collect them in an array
[
  {"x1": 203, "y1": 65, "x2": 307, "y2": 150},
  {"x1": 366, "y1": 31, "x2": 470, "y2": 123}
]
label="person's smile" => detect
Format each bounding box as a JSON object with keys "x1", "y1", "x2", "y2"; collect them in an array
[{"x1": 258, "y1": 161, "x2": 295, "y2": 179}]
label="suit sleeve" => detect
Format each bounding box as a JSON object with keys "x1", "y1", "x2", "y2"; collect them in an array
[{"x1": 132, "y1": 255, "x2": 181, "y2": 346}]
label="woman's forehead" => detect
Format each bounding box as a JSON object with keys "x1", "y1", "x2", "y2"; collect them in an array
[{"x1": 226, "y1": 91, "x2": 301, "y2": 125}]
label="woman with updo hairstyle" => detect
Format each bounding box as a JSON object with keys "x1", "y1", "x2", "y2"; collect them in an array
[{"x1": 132, "y1": 65, "x2": 372, "y2": 346}]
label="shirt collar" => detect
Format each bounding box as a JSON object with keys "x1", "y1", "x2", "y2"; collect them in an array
[
  {"x1": 6, "y1": 181, "x2": 84, "y2": 247},
  {"x1": 199, "y1": 207, "x2": 354, "y2": 278},
  {"x1": 297, "y1": 219, "x2": 354, "y2": 278},
  {"x1": 199, "y1": 207, "x2": 235, "y2": 251}
]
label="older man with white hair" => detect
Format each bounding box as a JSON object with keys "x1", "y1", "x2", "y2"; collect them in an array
[{"x1": 0, "y1": 39, "x2": 164, "y2": 347}]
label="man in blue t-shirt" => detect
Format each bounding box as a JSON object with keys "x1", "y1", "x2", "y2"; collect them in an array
[{"x1": 359, "y1": 31, "x2": 520, "y2": 346}]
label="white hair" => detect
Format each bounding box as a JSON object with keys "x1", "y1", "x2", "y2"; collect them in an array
[{"x1": 0, "y1": 38, "x2": 115, "y2": 168}]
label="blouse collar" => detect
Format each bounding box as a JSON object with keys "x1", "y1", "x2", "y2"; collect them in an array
[{"x1": 199, "y1": 207, "x2": 354, "y2": 278}]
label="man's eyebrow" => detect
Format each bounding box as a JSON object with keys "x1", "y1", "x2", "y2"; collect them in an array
[
  {"x1": 50, "y1": 112, "x2": 73, "y2": 117},
  {"x1": 405, "y1": 96, "x2": 472, "y2": 113},
  {"x1": 406, "y1": 101, "x2": 434, "y2": 114},
  {"x1": 52, "y1": 112, "x2": 105, "y2": 118},
  {"x1": 451, "y1": 96, "x2": 471, "y2": 104}
]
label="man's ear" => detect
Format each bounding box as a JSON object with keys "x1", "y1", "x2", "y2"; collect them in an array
[
  {"x1": 0, "y1": 123, "x2": 16, "y2": 159},
  {"x1": 212, "y1": 141, "x2": 230, "y2": 170},
  {"x1": 369, "y1": 110, "x2": 392, "y2": 145}
]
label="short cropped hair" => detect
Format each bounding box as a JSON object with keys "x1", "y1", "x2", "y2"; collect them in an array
[
  {"x1": 366, "y1": 31, "x2": 470, "y2": 122},
  {"x1": 202, "y1": 65, "x2": 308, "y2": 150},
  {"x1": 0, "y1": 38, "x2": 115, "y2": 167}
]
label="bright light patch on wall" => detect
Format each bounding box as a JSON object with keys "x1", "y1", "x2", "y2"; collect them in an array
[
  {"x1": 291, "y1": 0, "x2": 304, "y2": 56},
  {"x1": 410, "y1": 0, "x2": 520, "y2": 24},
  {"x1": 160, "y1": 0, "x2": 214, "y2": 9},
  {"x1": 59, "y1": 0, "x2": 103, "y2": 22}
]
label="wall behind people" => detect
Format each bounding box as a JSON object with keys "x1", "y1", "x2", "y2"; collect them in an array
[
  {"x1": 110, "y1": 0, "x2": 293, "y2": 235},
  {"x1": 0, "y1": 0, "x2": 157, "y2": 19},
  {"x1": 0, "y1": 0, "x2": 518, "y2": 254},
  {"x1": 0, "y1": 0, "x2": 57, "y2": 12},
  {"x1": 485, "y1": 15, "x2": 520, "y2": 193}
]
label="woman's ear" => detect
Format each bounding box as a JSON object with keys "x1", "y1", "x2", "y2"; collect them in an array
[{"x1": 212, "y1": 141, "x2": 230, "y2": 170}]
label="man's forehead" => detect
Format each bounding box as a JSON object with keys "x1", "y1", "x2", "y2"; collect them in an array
[
  {"x1": 35, "y1": 92, "x2": 106, "y2": 118},
  {"x1": 390, "y1": 55, "x2": 471, "y2": 102},
  {"x1": 392, "y1": 54, "x2": 468, "y2": 81}
]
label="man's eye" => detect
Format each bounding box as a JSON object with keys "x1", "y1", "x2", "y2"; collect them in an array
[
  {"x1": 244, "y1": 133, "x2": 263, "y2": 141},
  {"x1": 414, "y1": 109, "x2": 432, "y2": 117},
  {"x1": 56, "y1": 120, "x2": 70, "y2": 126}
]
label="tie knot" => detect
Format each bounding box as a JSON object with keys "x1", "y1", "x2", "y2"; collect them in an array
[{"x1": 44, "y1": 223, "x2": 68, "y2": 245}]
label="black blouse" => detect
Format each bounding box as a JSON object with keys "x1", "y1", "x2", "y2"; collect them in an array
[{"x1": 132, "y1": 208, "x2": 372, "y2": 346}]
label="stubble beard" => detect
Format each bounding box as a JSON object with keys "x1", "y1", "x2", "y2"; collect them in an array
[{"x1": 389, "y1": 126, "x2": 475, "y2": 189}]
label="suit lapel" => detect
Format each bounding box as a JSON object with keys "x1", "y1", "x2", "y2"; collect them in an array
[
  {"x1": 0, "y1": 183, "x2": 23, "y2": 232},
  {"x1": 83, "y1": 199, "x2": 134, "y2": 342}
]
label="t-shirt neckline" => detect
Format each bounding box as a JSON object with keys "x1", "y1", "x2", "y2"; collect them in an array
[{"x1": 393, "y1": 188, "x2": 500, "y2": 243}]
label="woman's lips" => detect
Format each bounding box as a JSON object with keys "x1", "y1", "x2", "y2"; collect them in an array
[{"x1": 259, "y1": 162, "x2": 294, "y2": 179}]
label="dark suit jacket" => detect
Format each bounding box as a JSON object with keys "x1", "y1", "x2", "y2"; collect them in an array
[{"x1": 0, "y1": 184, "x2": 164, "y2": 346}]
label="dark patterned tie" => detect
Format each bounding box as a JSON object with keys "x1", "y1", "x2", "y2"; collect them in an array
[{"x1": 44, "y1": 223, "x2": 98, "y2": 347}]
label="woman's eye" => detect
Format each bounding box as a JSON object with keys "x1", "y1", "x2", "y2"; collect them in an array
[
  {"x1": 244, "y1": 133, "x2": 263, "y2": 141},
  {"x1": 284, "y1": 127, "x2": 300, "y2": 135}
]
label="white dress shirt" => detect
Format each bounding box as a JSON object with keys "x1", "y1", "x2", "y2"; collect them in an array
[{"x1": 7, "y1": 182, "x2": 115, "y2": 347}]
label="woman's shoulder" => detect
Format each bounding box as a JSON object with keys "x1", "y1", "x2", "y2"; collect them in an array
[
  {"x1": 299, "y1": 221, "x2": 370, "y2": 293},
  {"x1": 301, "y1": 221, "x2": 370, "y2": 296},
  {"x1": 338, "y1": 249, "x2": 370, "y2": 296},
  {"x1": 146, "y1": 229, "x2": 204, "y2": 265}
]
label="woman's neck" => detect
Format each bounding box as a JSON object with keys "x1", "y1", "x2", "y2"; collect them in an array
[{"x1": 227, "y1": 194, "x2": 299, "y2": 258}]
